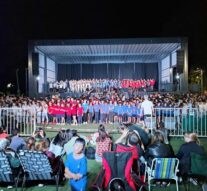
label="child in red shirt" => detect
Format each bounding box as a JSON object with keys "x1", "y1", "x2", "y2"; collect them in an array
[
  {"x1": 65, "y1": 103, "x2": 72, "y2": 125},
  {"x1": 71, "y1": 103, "x2": 77, "y2": 126}
]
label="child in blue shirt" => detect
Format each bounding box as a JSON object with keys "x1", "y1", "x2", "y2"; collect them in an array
[{"x1": 65, "y1": 138, "x2": 87, "y2": 191}]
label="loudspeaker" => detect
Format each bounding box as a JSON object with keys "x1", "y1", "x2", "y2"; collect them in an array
[
  {"x1": 176, "y1": 49, "x2": 184, "y2": 73},
  {"x1": 32, "y1": 52, "x2": 39, "y2": 76}
]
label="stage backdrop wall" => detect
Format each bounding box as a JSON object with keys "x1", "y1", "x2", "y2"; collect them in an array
[{"x1": 57, "y1": 63, "x2": 158, "y2": 81}]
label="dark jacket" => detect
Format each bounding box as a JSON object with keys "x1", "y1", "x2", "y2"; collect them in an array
[
  {"x1": 144, "y1": 142, "x2": 174, "y2": 166},
  {"x1": 176, "y1": 141, "x2": 205, "y2": 175},
  {"x1": 127, "y1": 124, "x2": 150, "y2": 146}
]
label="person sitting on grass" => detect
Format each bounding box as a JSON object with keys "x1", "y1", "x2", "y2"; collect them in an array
[
  {"x1": 95, "y1": 127, "x2": 112, "y2": 162},
  {"x1": 144, "y1": 131, "x2": 174, "y2": 187},
  {"x1": 65, "y1": 137, "x2": 87, "y2": 191},
  {"x1": 36, "y1": 140, "x2": 65, "y2": 182},
  {"x1": 9, "y1": 128, "x2": 26, "y2": 152}
]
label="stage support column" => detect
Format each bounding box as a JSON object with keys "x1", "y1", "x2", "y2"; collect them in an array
[
  {"x1": 158, "y1": 61, "x2": 161, "y2": 91},
  {"x1": 182, "y1": 40, "x2": 188, "y2": 92},
  {"x1": 44, "y1": 56, "x2": 47, "y2": 95},
  {"x1": 28, "y1": 42, "x2": 38, "y2": 97}
]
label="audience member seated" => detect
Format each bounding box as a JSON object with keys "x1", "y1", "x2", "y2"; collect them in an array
[
  {"x1": 115, "y1": 128, "x2": 145, "y2": 178},
  {"x1": 117, "y1": 123, "x2": 150, "y2": 148},
  {"x1": 0, "y1": 127, "x2": 10, "y2": 150},
  {"x1": 144, "y1": 130, "x2": 174, "y2": 167},
  {"x1": 35, "y1": 140, "x2": 65, "y2": 180},
  {"x1": 33, "y1": 127, "x2": 50, "y2": 146},
  {"x1": 64, "y1": 130, "x2": 79, "y2": 155},
  {"x1": 144, "y1": 131, "x2": 174, "y2": 187},
  {"x1": 22, "y1": 136, "x2": 35, "y2": 151},
  {"x1": 95, "y1": 127, "x2": 112, "y2": 162},
  {"x1": 49, "y1": 129, "x2": 72, "y2": 157},
  {"x1": 89, "y1": 124, "x2": 109, "y2": 146},
  {"x1": 9, "y1": 128, "x2": 26, "y2": 152},
  {"x1": 0, "y1": 127, "x2": 9, "y2": 139},
  {"x1": 176, "y1": 132, "x2": 205, "y2": 176}
]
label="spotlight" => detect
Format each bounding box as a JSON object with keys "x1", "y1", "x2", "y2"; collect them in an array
[
  {"x1": 175, "y1": 73, "x2": 180, "y2": 80},
  {"x1": 7, "y1": 83, "x2": 12, "y2": 88},
  {"x1": 36, "y1": 76, "x2": 40, "y2": 81}
]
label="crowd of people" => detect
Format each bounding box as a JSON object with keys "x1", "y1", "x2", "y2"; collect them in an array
[
  {"x1": 0, "y1": 92, "x2": 207, "y2": 128},
  {"x1": 48, "y1": 78, "x2": 156, "y2": 93},
  {"x1": 0, "y1": 123, "x2": 206, "y2": 190}
]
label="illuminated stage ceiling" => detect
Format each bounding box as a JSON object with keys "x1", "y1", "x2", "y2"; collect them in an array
[{"x1": 34, "y1": 38, "x2": 182, "y2": 64}]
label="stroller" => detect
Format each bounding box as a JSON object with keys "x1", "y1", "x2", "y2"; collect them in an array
[{"x1": 91, "y1": 151, "x2": 146, "y2": 191}]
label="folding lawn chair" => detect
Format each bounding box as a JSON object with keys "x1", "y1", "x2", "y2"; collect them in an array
[{"x1": 146, "y1": 158, "x2": 179, "y2": 191}]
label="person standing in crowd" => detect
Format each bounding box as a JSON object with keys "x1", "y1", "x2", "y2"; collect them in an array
[
  {"x1": 65, "y1": 138, "x2": 87, "y2": 191},
  {"x1": 77, "y1": 103, "x2": 84, "y2": 125},
  {"x1": 141, "y1": 95, "x2": 154, "y2": 119},
  {"x1": 88, "y1": 102, "x2": 94, "y2": 124},
  {"x1": 113, "y1": 101, "x2": 119, "y2": 124},
  {"x1": 71, "y1": 102, "x2": 77, "y2": 126},
  {"x1": 99, "y1": 100, "x2": 105, "y2": 124},
  {"x1": 65, "y1": 103, "x2": 72, "y2": 125},
  {"x1": 93, "y1": 100, "x2": 100, "y2": 124},
  {"x1": 42, "y1": 101, "x2": 49, "y2": 124},
  {"x1": 82, "y1": 99, "x2": 89, "y2": 124},
  {"x1": 35, "y1": 102, "x2": 42, "y2": 124},
  {"x1": 108, "y1": 100, "x2": 114, "y2": 124},
  {"x1": 117, "y1": 101, "x2": 123, "y2": 123}
]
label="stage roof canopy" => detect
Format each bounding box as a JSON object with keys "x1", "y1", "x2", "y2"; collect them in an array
[{"x1": 33, "y1": 38, "x2": 182, "y2": 64}]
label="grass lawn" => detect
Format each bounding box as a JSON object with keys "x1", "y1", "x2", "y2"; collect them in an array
[{"x1": 1, "y1": 124, "x2": 207, "y2": 191}]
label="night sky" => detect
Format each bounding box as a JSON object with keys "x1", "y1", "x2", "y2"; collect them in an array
[{"x1": 0, "y1": 0, "x2": 207, "y2": 94}]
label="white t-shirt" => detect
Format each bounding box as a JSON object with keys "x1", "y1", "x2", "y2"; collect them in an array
[{"x1": 141, "y1": 100, "x2": 154, "y2": 115}]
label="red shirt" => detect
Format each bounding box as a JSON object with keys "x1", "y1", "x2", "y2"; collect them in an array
[
  {"x1": 77, "y1": 106, "x2": 84, "y2": 116},
  {"x1": 71, "y1": 105, "x2": 77, "y2": 115},
  {"x1": 96, "y1": 137, "x2": 112, "y2": 157},
  {"x1": 0, "y1": 132, "x2": 8, "y2": 139},
  {"x1": 56, "y1": 106, "x2": 65, "y2": 115},
  {"x1": 52, "y1": 105, "x2": 59, "y2": 115},
  {"x1": 48, "y1": 106, "x2": 54, "y2": 115},
  {"x1": 59, "y1": 107, "x2": 65, "y2": 115},
  {"x1": 65, "y1": 107, "x2": 71, "y2": 116}
]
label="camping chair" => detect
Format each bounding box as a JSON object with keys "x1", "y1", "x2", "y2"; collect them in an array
[
  {"x1": 91, "y1": 151, "x2": 145, "y2": 191},
  {"x1": 0, "y1": 151, "x2": 21, "y2": 191},
  {"x1": 183, "y1": 152, "x2": 207, "y2": 191},
  {"x1": 146, "y1": 158, "x2": 179, "y2": 191},
  {"x1": 18, "y1": 150, "x2": 60, "y2": 191}
]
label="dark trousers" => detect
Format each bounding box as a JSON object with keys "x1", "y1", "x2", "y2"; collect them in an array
[
  {"x1": 95, "y1": 112, "x2": 99, "y2": 123},
  {"x1": 66, "y1": 115, "x2": 71, "y2": 124}
]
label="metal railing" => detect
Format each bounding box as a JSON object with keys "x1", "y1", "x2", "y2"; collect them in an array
[
  {"x1": 0, "y1": 108, "x2": 36, "y2": 136},
  {"x1": 145, "y1": 108, "x2": 207, "y2": 137}
]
